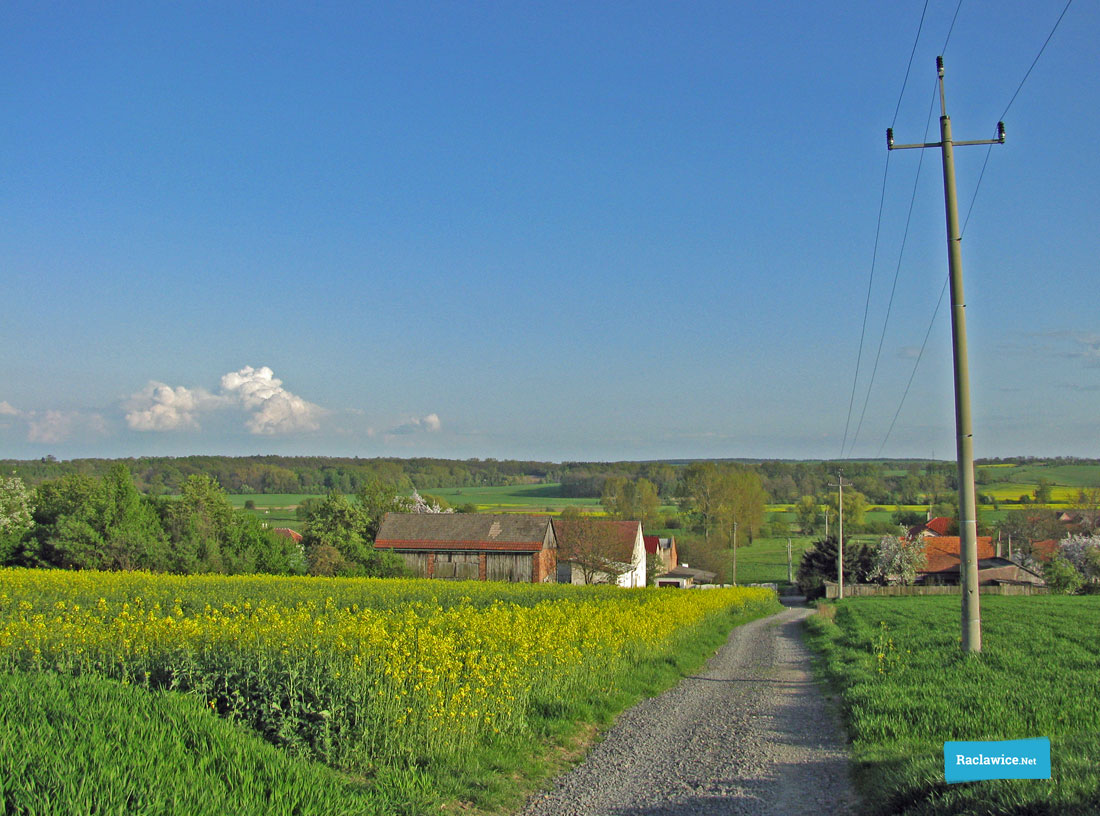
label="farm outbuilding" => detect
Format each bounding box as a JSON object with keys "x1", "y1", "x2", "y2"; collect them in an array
[
  {"x1": 374, "y1": 513, "x2": 557, "y2": 583},
  {"x1": 552, "y1": 519, "x2": 646, "y2": 587}
]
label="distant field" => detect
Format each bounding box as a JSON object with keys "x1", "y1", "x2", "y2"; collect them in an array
[
  {"x1": 977, "y1": 463, "x2": 1100, "y2": 505},
  {"x1": 419, "y1": 483, "x2": 603, "y2": 513}
]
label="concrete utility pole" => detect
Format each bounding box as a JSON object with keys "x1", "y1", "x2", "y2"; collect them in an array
[
  {"x1": 731, "y1": 520, "x2": 739, "y2": 586},
  {"x1": 787, "y1": 538, "x2": 794, "y2": 584},
  {"x1": 887, "y1": 57, "x2": 1005, "y2": 654},
  {"x1": 830, "y1": 475, "x2": 852, "y2": 599}
]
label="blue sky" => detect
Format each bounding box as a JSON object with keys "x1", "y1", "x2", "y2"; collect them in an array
[{"x1": 2, "y1": 1, "x2": 1097, "y2": 462}]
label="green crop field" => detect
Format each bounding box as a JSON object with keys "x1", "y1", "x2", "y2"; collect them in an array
[
  {"x1": 417, "y1": 483, "x2": 604, "y2": 513},
  {"x1": 805, "y1": 595, "x2": 1100, "y2": 814}
]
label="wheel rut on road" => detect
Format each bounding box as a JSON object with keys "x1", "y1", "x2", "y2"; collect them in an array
[{"x1": 519, "y1": 603, "x2": 857, "y2": 816}]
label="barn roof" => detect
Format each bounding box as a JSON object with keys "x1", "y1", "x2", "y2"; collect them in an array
[
  {"x1": 375, "y1": 512, "x2": 554, "y2": 552},
  {"x1": 272, "y1": 527, "x2": 303, "y2": 543}
]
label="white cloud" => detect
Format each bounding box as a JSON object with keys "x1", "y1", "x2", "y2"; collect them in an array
[
  {"x1": 220, "y1": 366, "x2": 324, "y2": 435},
  {"x1": 26, "y1": 410, "x2": 107, "y2": 443},
  {"x1": 387, "y1": 413, "x2": 443, "y2": 436},
  {"x1": 0, "y1": 401, "x2": 18, "y2": 416},
  {"x1": 124, "y1": 366, "x2": 324, "y2": 436},
  {"x1": 125, "y1": 382, "x2": 222, "y2": 431}
]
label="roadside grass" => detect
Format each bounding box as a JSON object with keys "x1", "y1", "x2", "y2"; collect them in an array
[
  {"x1": 0, "y1": 672, "x2": 423, "y2": 816},
  {"x1": 804, "y1": 595, "x2": 1100, "y2": 815}
]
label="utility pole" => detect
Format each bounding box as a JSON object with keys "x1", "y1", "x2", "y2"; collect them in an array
[
  {"x1": 787, "y1": 538, "x2": 793, "y2": 584},
  {"x1": 731, "y1": 520, "x2": 739, "y2": 586},
  {"x1": 829, "y1": 475, "x2": 852, "y2": 599},
  {"x1": 887, "y1": 57, "x2": 1005, "y2": 654}
]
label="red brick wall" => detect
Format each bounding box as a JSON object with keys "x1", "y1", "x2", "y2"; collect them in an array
[{"x1": 532, "y1": 548, "x2": 557, "y2": 583}]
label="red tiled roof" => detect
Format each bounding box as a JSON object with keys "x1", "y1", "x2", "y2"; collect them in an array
[
  {"x1": 643, "y1": 535, "x2": 660, "y2": 555},
  {"x1": 926, "y1": 517, "x2": 953, "y2": 535},
  {"x1": 272, "y1": 527, "x2": 303, "y2": 543},
  {"x1": 921, "y1": 536, "x2": 994, "y2": 573}
]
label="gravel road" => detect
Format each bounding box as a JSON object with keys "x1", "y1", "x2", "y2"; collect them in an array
[{"x1": 518, "y1": 601, "x2": 857, "y2": 816}]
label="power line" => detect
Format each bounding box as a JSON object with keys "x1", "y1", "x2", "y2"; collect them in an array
[
  {"x1": 840, "y1": 0, "x2": 930, "y2": 459},
  {"x1": 961, "y1": 0, "x2": 1074, "y2": 238},
  {"x1": 1000, "y1": 0, "x2": 1075, "y2": 121},
  {"x1": 847, "y1": 80, "x2": 939, "y2": 457},
  {"x1": 872, "y1": 0, "x2": 1076, "y2": 458}
]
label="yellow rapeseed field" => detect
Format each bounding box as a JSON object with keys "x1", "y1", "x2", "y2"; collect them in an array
[{"x1": 0, "y1": 569, "x2": 776, "y2": 771}]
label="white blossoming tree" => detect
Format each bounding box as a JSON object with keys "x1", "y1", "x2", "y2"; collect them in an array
[
  {"x1": 1058, "y1": 534, "x2": 1100, "y2": 583},
  {"x1": 0, "y1": 476, "x2": 35, "y2": 563},
  {"x1": 868, "y1": 535, "x2": 927, "y2": 586}
]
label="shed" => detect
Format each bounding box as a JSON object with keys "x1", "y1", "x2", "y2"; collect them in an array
[
  {"x1": 374, "y1": 513, "x2": 557, "y2": 583},
  {"x1": 553, "y1": 519, "x2": 646, "y2": 587}
]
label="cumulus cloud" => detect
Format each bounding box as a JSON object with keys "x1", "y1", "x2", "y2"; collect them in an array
[
  {"x1": 125, "y1": 366, "x2": 325, "y2": 436},
  {"x1": 125, "y1": 382, "x2": 223, "y2": 431},
  {"x1": 25, "y1": 409, "x2": 107, "y2": 443},
  {"x1": 387, "y1": 413, "x2": 443, "y2": 435},
  {"x1": 0, "y1": 401, "x2": 18, "y2": 416},
  {"x1": 220, "y1": 366, "x2": 324, "y2": 435}
]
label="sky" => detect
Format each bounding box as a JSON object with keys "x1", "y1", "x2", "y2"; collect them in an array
[{"x1": 1, "y1": 1, "x2": 1097, "y2": 463}]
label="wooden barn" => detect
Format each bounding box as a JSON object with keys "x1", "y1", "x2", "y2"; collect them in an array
[{"x1": 374, "y1": 513, "x2": 557, "y2": 583}]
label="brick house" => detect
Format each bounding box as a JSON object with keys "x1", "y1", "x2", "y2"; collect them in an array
[
  {"x1": 374, "y1": 513, "x2": 557, "y2": 583},
  {"x1": 916, "y1": 535, "x2": 1046, "y2": 585},
  {"x1": 643, "y1": 535, "x2": 678, "y2": 574}
]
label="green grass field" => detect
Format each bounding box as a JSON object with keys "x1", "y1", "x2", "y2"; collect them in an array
[{"x1": 805, "y1": 595, "x2": 1100, "y2": 814}]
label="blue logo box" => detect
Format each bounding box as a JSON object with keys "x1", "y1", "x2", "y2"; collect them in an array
[{"x1": 945, "y1": 738, "x2": 1051, "y2": 783}]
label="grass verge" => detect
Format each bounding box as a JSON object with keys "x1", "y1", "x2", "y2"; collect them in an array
[{"x1": 804, "y1": 595, "x2": 1100, "y2": 815}]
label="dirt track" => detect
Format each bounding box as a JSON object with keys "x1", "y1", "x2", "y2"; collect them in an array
[{"x1": 519, "y1": 601, "x2": 858, "y2": 816}]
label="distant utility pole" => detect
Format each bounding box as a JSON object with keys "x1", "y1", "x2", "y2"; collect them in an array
[
  {"x1": 887, "y1": 57, "x2": 1005, "y2": 654},
  {"x1": 787, "y1": 538, "x2": 794, "y2": 584},
  {"x1": 829, "y1": 474, "x2": 852, "y2": 599},
  {"x1": 731, "y1": 520, "x2": 739, "y2": 586}
]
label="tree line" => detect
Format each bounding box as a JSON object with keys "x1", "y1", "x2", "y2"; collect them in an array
[{"x1": 0, "y1": 467, "x2": 410, "y2": 579}]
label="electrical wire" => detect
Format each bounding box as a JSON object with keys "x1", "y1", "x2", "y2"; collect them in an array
[
  {"x1": 874, "y1": 0, "x2": 1072, "y2": 455},
  {"x1": 839, "y1": 0, "x2": 930, "y2": 459},
  {"x1": 962, "y1": 0, "x2": 1075, "y2": 238},
  {"x1": 848, "y1": 80, "x2": 939, "y2": 457}
]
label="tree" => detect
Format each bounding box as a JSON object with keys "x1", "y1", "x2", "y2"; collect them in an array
[
  {"x1": 557, "y1": 508, "x2": 633, "y2": 585},
  {"x1": 0, "y1": 476, "x2": 34, "y2": 565},
  {"x1": 796, "y1": 536, "x2": 873, "y2": 599},
  {"x1": 302, "y1": 490, "x2": 407, "y2": 577},
  {"x1": 679, "y1": 463, "x2": 722, "y2": 543},
  {"x1": 1043, "y1": 554, "x2": 1084, "y2": 595},
  {"x1": 1034, "y1": 478, "x2": 1055, "y2": 505},
  {"x1": 1073, "y1": 487, "x2": 1100, "y2": 532},
  {"x1": 601, "y1": 477, "x2": 660, "y2": 529},
  {"x1": 868, "y1": 536, "x2": 927, "y2": 585},
  {"x1": 355, "y1": 480, "x2": 413, "y2": 543},
  {"x1": 1057, "y1": 534, "x2": 1100, "y2": 583},
  {"x1": 795, "y1": 495, "x2": 819, "y2": 535},
  {"x1": 825, "y1": 489, "x2": 867, "y2": 531},
  {"x1": 50, "y1": 465, "x2": 170, "y2": 572}
]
